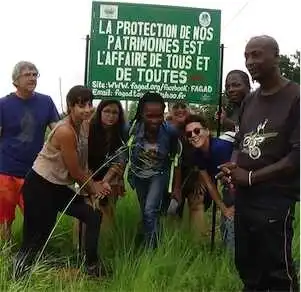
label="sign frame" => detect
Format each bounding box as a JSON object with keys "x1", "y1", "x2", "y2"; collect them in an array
[{"x1": 87, "y1": 1, "x2": 222, "y2": 104}]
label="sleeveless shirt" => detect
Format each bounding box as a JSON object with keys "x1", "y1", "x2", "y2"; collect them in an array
[{"x1": 32, "y1": 119, "x2": 88, "y2": 185}]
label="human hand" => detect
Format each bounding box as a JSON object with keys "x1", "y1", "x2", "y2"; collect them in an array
[
  {"x1": 216, "y1": 162, "x2": 249, "y2": 187},
  {"x1": 215, "y1": 162, "x2": 237, "y2": 187},
  {"x1": 94, "y1": 181, "x2": 111, "y2": 198},
  {"x1": 215, "y1": 107, "x2": 226, "y2": 123},
  {"x1": 172, "y1": 188, "x2": 182, "y2": 203},
  {"x1": 230, "y1": 167, "x2": 249, "y2": 186},
  {"x1": 222, "y1": 205, "x2": 235, "y2": 220},
  {"x1": 167, "y1": 198, "x2": 179, "y2": 216}
]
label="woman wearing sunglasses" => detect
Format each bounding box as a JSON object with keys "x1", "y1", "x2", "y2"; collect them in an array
[
  {"x1": 163, "y1": 103, "x2": 211, "y2": 236},
  {"x1": 184, "y1": 114, "x2": 235, "y2": 247}
]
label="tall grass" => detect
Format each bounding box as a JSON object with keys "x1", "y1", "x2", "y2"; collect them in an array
[{"x1": 0, "y1": 191, "x2": 299, "y2": 292}]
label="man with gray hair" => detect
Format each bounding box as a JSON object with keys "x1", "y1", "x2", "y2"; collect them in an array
[{"x1": 0, "y1": 61, "x2": 59, "y2": 241}]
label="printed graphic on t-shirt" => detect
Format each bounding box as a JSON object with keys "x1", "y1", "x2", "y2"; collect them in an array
[
  {"x1": 137, "y1": 142, "x2": 159, "y2": 169},
  {"x1": 242, "y1": 119, "x2": 278, "y2": 160},
  {"x1": 132, "y1": 142, "x2": 162, "y2": 178},
  {"x1": 17, "y1": 109, "x2": 35, "y2": 143}
]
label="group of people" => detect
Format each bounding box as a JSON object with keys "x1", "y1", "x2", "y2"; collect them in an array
[{"x1": 0, "y1": 35, "x2": 299, "y2": 291}]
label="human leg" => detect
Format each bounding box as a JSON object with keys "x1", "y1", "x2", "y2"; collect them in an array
[
  {"x1": 235, "y1": 206, "x2": 298, "y2": 292},
  {"x1": 221, "y1": 211, "x2": 235, "y2": 252},
  {"x1": 142, "y1": 174, "x2": 168, "y2": 248},
  {"x1": 255, "y1": 207, "x2": 298, "y2": 291},
  {"x1": 133, "y1": 177, "x2": 149, "y2": 246},
  {"x1": 234, "y1": 209, "x2": 260, "y2": 291},
  {"x1": 14, "y1": 171, "x2": 58, "y2": 278},
  {"x1": 99, "y1": 196, "x2": 117, "y2": 233},
  {"x1": 61, "y1": 193, "x2": 101, "y2": 269},
  {"x1": 187, "y1": 192, "x2": 207, "y2": 238}
]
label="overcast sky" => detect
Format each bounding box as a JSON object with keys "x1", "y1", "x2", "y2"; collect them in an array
[{"x1": 0, "y1": 0, "x2": 300, "y2": 111}]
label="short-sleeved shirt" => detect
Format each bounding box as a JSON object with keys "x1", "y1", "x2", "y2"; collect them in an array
[
  {"x1": 235, "y1": 82, "x2": 300, "y2": 209},
  {"x1": 130, "y1": 121, "x2": 179, "y2": 179},
  {"x1": 0, "y1": 92, "x2": 59, "y2": 177},
  {"x1": 193, "y1": 137, "x2": 233, "y2": 207},
  {"x1": 194, "y1": 137, "x2": 233, "y2": 180}
]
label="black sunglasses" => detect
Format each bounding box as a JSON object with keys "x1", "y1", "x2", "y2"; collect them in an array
[{"x1": 186, "y1": 127, "x2": 205, "y2": 138}]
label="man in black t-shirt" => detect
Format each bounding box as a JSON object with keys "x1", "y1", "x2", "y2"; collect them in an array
[{"x1": 217, "y1": 35, "x2": 299, "y2": 291}]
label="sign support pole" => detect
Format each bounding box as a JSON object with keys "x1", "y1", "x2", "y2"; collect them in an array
[
  {"x1": 210, "y1": 43, "x2": 224, "y2": 252},
  {"x1": 84, "y1": 34, "x2": 90, "y2": 87},
  {"x1": 78, "y1": 34, "x2": 91, "y2": 261}
]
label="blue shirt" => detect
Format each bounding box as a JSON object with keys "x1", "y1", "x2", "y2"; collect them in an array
[
  {"x1": 194, "y1": 137, "x2": 233, "y2": 180},
  {"x1": 130, "y1": 121, "x2": 179, "y2": 178},
  {"x1": 0, "y1": 92, "x2": 59, "y2": 177}
]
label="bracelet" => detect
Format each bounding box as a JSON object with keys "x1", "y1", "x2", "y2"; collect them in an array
[{"x1": 248, "y1": 171, "x2": 253, "y2": 186}]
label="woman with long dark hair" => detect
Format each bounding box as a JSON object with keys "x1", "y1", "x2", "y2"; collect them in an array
[{"x1": 88, "y1": 99, "x2": 127, "y2": 229}]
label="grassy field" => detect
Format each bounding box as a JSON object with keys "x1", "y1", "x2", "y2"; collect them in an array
[{"x1": 0, "y1": 190, "x2": 299, "y2": 292}]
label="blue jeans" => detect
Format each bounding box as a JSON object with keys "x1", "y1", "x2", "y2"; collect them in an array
[
  {"x1": 220, "y1": 215, "x2": 235, "y2": 252},
  {"x1": 221, "y1": 187, "x2": 235, "y2": 252},
  {"x1": 133, "y1": 173, "x2": 168, "y2": 248}
]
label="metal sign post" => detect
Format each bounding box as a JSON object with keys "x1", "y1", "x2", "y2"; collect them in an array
[
  {"x1": 78, "y1": 34, "x2": 91, "y2": 259},
  {"x1": 210, "y1": 43, "x2": 224, "y2": 252},
  {"x1": 84, "y1": 34, "x2": 90, "y2": 87}
]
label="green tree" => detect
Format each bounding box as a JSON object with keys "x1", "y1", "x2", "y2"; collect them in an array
[
  {"x1": 279, "y1": 50, "x2": 300, "y2": 84},
  {"x1": 189, "y1": 103, "x2": 218, "y2": 131}
]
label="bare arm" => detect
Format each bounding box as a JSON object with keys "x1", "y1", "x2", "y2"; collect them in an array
[
  {"x1": 171, "y1": 166, "x2": 182, "y2": 202},
  {"x1": 102, "y1": 163, "x2": 125, "y2": 183},
  {"x1": 173, "y1": 167, "x2": 182, "y2": 191},
  {"x1": 199, "y1": 170, "x2": 226, "y2": 211},
  {"x1": 252, "y1": 153, "x2": 299, "y2": 184},
  {"x1": 218, "y1": 146, "x2": 299, "y2": 188},
  {"x1": 216, "y1": 107, "x2": 236, "y2": 131}
]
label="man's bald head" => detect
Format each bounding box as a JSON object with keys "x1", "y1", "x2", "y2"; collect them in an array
[
  {"x1": 247, "y1": 35, "x2": 280, "y2": 57},
  {"x1": 245, "y1": 35, "x2": 280, "y2": 82}
]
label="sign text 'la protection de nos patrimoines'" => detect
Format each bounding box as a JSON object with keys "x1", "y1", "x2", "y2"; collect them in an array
[{"x1": 89, "y1": 2, "x2": 221, "y2": 103}]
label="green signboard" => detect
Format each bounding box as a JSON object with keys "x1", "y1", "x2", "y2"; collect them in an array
[{"x1": 89, "y1": 2, "x2": 221, "y2": 104}]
